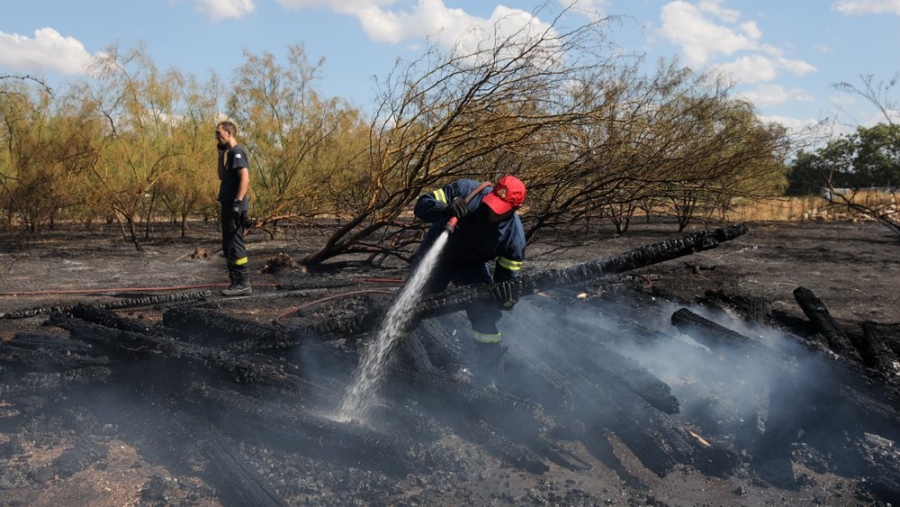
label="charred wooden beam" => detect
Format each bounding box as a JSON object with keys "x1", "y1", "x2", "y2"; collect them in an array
[
  {"x1": 860, "y1": 322, "x2": 899, "y2": 375},
  {"x1": 162, "y1": 307, "x2": 294, "y2": 350},
  {"x1": 167, "y1": 410, "x2": 290, "y2": 507},
  {"x1": 70, "y1": 304, "x2": 159, "y2": 334},
  {"x1": 412, "y1": 224, "x2": 748, "y2": 323},
  {"x1": 397, "y1": 333, "x2": 438, "y2": 373},
  {"x1": 25, "y1": 435, "x2": 109, "y2": 483},
  {"x1": 0, "y1": 366, "x2": 111, "y2": 398},
  {"x1": 671, "y1": 308, "x2": 900, "y2": 446},
  {"x1": 671, "y1": 307, "x2": 760, "y2": 351},
  {"x1": 385, "y1": 367, "x2": 546, "y2": 439},
  {"x1": 792, "y1": 287, "x2": 864, "y2": 363},
  {"x1": 853, "y1": 433, "x2": 900, "y2": 504},
  {"x1": 702, "y1": 290, "x2": 771, "y2": 329},
  {"x1": 2, "y1": 332, "x2": 93, "y2": 354},
  {"x1": 50, "y1": 314, "x2": 323, "y2": 392},
  {"x1": 186, "y1": 384, "x2": 421, "y2": 475},
  {"x1": 509, "y1": 294, "x2": 679, "y2": 415},
  {"x1": 530, "y1": 224, "x2": 748, "y2": 290},
  {"x1": 522, "y1": 352, "x2": 680, "y2": 477},
  {"x1": 463, "y1": 420, "x2": 549, "y2": 473},
  {"x1": 0, "y1": 290, "x2": 211, "y2": 319},
  {"x1": 0, "y1": 342, "x2": 108, "y2": 372}
]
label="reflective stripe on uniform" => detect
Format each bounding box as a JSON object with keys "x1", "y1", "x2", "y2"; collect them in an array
[
  {"x1": 431, "y1": 188, "x2": 448, "y2": 206},
  {"x1": 472, "y1": 330, "x2": 502, "y2": 343},
  {"x1": 497, "y1": 257, "x2": 522, "y2": 271},
  {"x1": 230, "y1": 256, "x2": 249, "y2": 266}
]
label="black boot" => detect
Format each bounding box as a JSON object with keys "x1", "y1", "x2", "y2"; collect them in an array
[
  {"x1": 469, "y1": 341, "x2": 507, "y2": 386},
  {"x1": 222, "y1": 267, "x2": 252, "y2": 296}
]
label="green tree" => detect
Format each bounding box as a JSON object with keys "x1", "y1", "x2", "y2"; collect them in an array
[
  {"x1": 225, "y1": 44, "x2": 365, "y2": 230},
  {"x1": 87, "y1": 43, "x2": 193, "y2": 245},
  {"x1": 0, "y1": 80, "x2": 100, "y2": 232}
]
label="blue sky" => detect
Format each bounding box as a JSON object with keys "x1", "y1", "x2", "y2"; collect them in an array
[{"x1": 2, "y1": 0, "x2": 898, "y2": 141}]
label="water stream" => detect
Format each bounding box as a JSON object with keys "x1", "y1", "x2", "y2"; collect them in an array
[{"x1": 336, "y1": 230, "x2": 450, "y2": 421}]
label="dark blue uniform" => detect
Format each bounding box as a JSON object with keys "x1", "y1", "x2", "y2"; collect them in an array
[
  {"x1": 413, "y1": 179, "x2": 526, "y2": 343},
  {"x1": 218, "y1": 145, "x2": 250, "y2": 270}
]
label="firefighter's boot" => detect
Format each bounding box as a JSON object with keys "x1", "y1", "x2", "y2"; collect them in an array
[
  {"x1": 469, "y1": 341, "x2": 507, "y2": 386},
  {"x1": 222, "y1": 267, "x2": 252, "y2": 296}
]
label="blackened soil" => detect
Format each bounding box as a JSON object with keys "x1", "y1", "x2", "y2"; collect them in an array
[{"x1": 0, "y1": 219, "x2": 898, "y2": 507}]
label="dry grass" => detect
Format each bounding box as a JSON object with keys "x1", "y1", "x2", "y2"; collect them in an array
[{"x1": 728, "y1": 191, "x2": 897, "y2": 222}]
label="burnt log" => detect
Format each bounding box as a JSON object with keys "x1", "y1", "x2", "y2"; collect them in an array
[
  {"x1": 512, "y1": 347, "x2": 680, "y2": 477},
  {"x1": 266, "y1": 225, "x2": 749, "y2": 341},
  {"x1": 852, "y1": 433, "x2": 900, "y2": 504},
  {"x1": 70, "y1": 304, "x2": 160, "y2": 334},
  {"x1": 0, "y1": 366, "x2": 111, "y2": 398},
  {"x1": 410, "y1": 224, "x2": 749, "y2": 324},
  {"x1": 463, "y1": 420, "x2": 549, "y2": 473},
  {"x1": 51, "y1": 437, "x2": 108, "y2": 480},
  {"x1": 860, "y1": 322, "x2": 900, "y2": 375},
  {"x1": 386, "y1": 367, "x2": 547, "y2": 439},
  {"x1": 0, "y1": 290, "x2": 211, "y2": 319},
  {"x1": 186, "y1": 384, "x2": 421, "y2": 475},
  {"x1": 792, "y1": 287, "x2": 864, "y2": 363},
  {"x1": 162, "y1": 307, "x2": 294, "y2": 350},
  {"x1": 0, "y1": 343, "x2": 109, "y2": 372},
  {"x1": 502, "y1": 295, "x2": 679, "y2": 415},
  {"x1": 50, "y1": 314, "x2": 324, "y2": 391},
  {"x1": 397, "y1": 332, "x2": 438, "y2": 373},
  {"x1": 2, "y1": 332, "x2": 94, "y2": 354},
  {"x1": 671, "y1": 307, "x2": 761, "y2": 351},
  {"x1": 702, "y1": 290, "x2": 772, "y2": 329},
  {"x1": 555, "y1": 321, "x2": 678, "y2": 414},
  {"x1": 167, "y1": 410, "x2": 289, "y2": 507}
]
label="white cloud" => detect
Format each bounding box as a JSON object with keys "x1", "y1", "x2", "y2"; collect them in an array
[
  {"x1": 657, "y1": 1, "x2": 817, "y2": 91},
  {"x1": 716, "y1": 54, "x2": 816, "y2": 84},
  {"x1": 757, "y1": 114, "x2": 813, "y2": 131},
  {"x1": 697, "y1": 0, "x2": 740, "y2": 22},
  {"x1": 832, "y1": 0, "x2": 900, "y2": 15},
  {"x1": 354, "y1": 0, "x2": 479, "y2": 44},
  {"x1": 0, "y1": 28, "x2": 96, "y2": 75},
  {"x1": 277, "y1": 0, "x2": 399, "y2": 15},
  {"x1": 739, "y1": 84, "x2": 813, "y2": 107},
  {"x1": 277, "y1": 0, "x2": 557, "y2": 59},
  {"x1": 196, "y1": 0, "x2": 256, "y2": 21},
  {"x1": 828, "y1": 94, "x2": 856, "y2": 108},
  {"x1": 657, "y1": 1, "x2": 760, "y2": 65},
  {"x1": 557, "y1": 0, "x2": 609, "y2": 22}
]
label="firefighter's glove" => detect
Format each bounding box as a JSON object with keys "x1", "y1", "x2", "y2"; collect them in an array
[
  {"x1": 444, "y1": 197, "x2": 469, "y2": 220},
  {"x1": 239, "y1": 211, "x2": 252, "y2": 228},
  {"x1": 495, "y1": 282, "x2": 519, "y2": 311}
]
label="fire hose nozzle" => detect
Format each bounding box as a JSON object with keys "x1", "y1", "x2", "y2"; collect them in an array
[{"x1": 445, "y1": 216, "x2": 459, "y2": 233}]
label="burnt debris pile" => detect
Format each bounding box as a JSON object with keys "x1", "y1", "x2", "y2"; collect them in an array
[{"x1": 2, "y1": 223, "x2": 900, "y2": 506}]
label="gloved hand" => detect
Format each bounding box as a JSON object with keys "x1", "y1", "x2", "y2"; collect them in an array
[
  {"x1": 495, "y1": 282, "x2": 519, "y2": 311},
  {"x1": 443, "y1": 197, "x2": 469, "y2": 220},
  {"x1": 232, "y1": 199, "x2": 242, "y2": 221},
  {"x1": 239, "y1": 210, "x2": 252, "y2": 228}
]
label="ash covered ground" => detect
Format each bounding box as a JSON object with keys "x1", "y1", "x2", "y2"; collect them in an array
[{"x1": 0, "y1": 219, "x2": 899, "y2": 507}]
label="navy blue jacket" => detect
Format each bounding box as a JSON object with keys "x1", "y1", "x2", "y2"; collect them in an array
[{"x1": 414, "y1": 179, "x2": 525, "y2": 283}]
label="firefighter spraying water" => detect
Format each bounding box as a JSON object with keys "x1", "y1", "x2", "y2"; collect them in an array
[
  {"x1": 336, "y1": 226, "x2": 451, "y2": 421},
  {"x1": 337, "y1": 176, "x2": 528, "y2": 421}
]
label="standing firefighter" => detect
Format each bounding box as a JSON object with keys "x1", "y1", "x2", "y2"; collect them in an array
[
  {"x1": 412, "y1": 175, "x2": 527, "y2": 382},
  {"x1": 215, "y1": 121, "x2": 252, "y2": 296}
]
